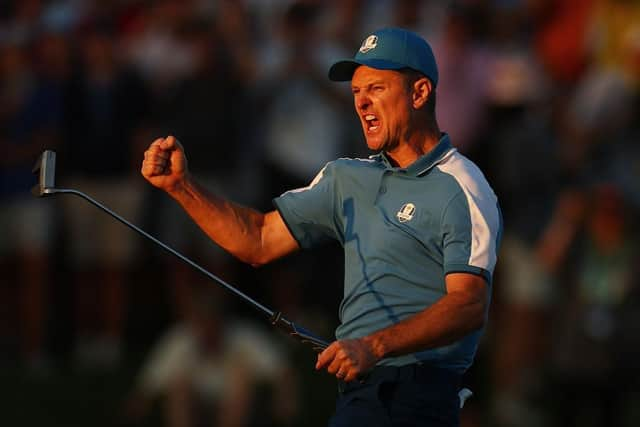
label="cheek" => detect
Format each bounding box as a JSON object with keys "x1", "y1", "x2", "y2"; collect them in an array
[
  {"x1": 399, "y1": 100, "x2": 414, "y2": 122},
  {"x1": 386, "y1": 105, "x2": 409, "y2": 129}
]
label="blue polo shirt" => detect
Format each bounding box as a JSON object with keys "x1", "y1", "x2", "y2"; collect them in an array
[{"x1": 273, "y1": 135, "x2": 502, "y2": 373}]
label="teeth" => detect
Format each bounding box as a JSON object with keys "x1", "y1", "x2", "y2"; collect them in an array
[
  {"x1": 369, "y1": 126, "x2": 379, "y2": 131},
  {"x1": 365, "y1": 114, "x2": 376, "y2": 120}
]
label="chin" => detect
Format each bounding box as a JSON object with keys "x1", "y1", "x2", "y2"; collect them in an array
[
  {"x1": 365, "y1": 136, "x2": 385, "y2": 152},
  {"x1": 367, "y1": 143, "x2": 384, "y2": 152},
  {"x1": 369, "y1": 139, "x2": 397, "y2": 154}
]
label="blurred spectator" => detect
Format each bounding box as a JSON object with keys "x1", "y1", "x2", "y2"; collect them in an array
[
  {"x1": 589, "y1": 0, "x2": 640, "y2": 88},
  {"x1": 0, "y1": 30, "x2": 70, "y2": 372},
  {"x1": 550, "y1": 184, "x2": 640, "y2": 427},
  {"x1": 141, "y1": 15, "x2": 247, "y2": 319},
  {"x1": 0, "y1": 0, "x2": 43, "y2": 45},
  {"x1": 484, "y1": 3, "x2": 549, "y2": 109},
  {"x1": 123, "y1": 289, "x2": 298, "y2": 427},
  {"x1": 433, "y1": 4, "x2": 492, "y2": 153},
  {"x1": 533, "y1": 0, "x2": 595, "y2": 85},
  {"x1": 477, "y1": 4, "x2": 580, "y2": 423},
  {"x1": 256, "y1": 1, "x2": 351, "y2": 199},
  {"x1": 60, "y1": 22, "x2": 150, "y2": 370},
  {"x1": 492, "y1": 187, "x2": 587, "y2": 427},
  {"x1": 214, "y1": 0, "x2": 260, "y2": 82},
  {"x1": 124, "y1": 0, "x2": 198, "y2": 92},
  {"x1": 352, "y1": 0, "x2": 448, "y2": 39}
]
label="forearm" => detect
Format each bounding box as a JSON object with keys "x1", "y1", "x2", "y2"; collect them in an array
[
  {"x1": 364, "y1": 290, "x2": 486, "y2": 360},
  {"x1": 167, "y1": 174, "x2": 267, "y2": 264},
  {"x1": 316, "y1": 274, "x2": 488, "y2": 381}
]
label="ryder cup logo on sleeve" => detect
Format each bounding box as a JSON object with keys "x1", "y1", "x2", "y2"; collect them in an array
[
  {"x1": 359, "y1": 35, "x2": 378, "y2": 53},
  {"x1": 397, "y1": 203, "x2": 416, "y2": 223}
]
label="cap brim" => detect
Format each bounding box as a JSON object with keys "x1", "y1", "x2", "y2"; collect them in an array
[
  {"x1": 328, "y1": 59, "x2": 408, "y2": 81},
  {"x1": 328, "y1": 60, "x2": 360, "y2": 81}
]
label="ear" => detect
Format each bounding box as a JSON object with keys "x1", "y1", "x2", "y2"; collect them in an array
[{"x1": 412, "y1": 77, "x2": 432, "y2": 109}]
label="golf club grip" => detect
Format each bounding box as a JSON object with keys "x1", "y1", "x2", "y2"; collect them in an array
[
  {"x1": 270, "y1": 312, "x2": 330, "y2": 352},
  {"x1": 50, "y1": 188, "x2": 331, "y2": 352}
]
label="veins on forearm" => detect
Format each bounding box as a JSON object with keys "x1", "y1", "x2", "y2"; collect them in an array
[{"x1": 173, "y1": 179, "x2": 266, "y2": 263}]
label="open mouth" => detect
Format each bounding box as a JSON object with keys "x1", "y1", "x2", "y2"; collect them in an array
[{"x1": 364, "y1": 114, "x2": 380, "y2": 132}]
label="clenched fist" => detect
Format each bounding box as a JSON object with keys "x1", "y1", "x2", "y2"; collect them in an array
[
  {"x1": 316, "y1": 338, "x2": 379, "y2": 382},
  {"x1": 141, "y1": 136, "x2": 188, "y2": 193}
]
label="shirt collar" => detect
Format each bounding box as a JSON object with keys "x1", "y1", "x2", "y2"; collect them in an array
[{"x1": 369, "y1": 133, "x2": 456, "y2": 176}]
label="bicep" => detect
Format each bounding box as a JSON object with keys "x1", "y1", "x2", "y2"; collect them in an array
[
  {"x1": 445, "y1": 273, "x2": 488, "y2": 307},
  {"x1": 445, "y1": 273, "x2": 489, "y2": 331},
  {"x1": 258, "y1": 210, "x2": 300, "y2": 265}
]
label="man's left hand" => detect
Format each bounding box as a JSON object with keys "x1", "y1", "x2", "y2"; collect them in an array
[{"x1": 316, "y1": 338, "x2": 378, "y2": 382}]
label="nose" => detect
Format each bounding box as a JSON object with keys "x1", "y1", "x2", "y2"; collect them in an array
[{"x1": 355, "y1": 92, "x2": 371, "y2": 112}]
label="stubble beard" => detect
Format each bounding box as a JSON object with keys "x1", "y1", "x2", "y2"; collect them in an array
[{"x1": 368, "y1": 128, "x2": 400, "y2": 154}]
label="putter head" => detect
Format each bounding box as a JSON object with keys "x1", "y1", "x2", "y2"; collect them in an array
[{"x1": 32, "y1": 150, "x2": 57, "y2": 197}]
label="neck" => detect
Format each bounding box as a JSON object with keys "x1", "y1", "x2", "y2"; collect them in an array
[{"x1": 386, "y1": 131, "x2": 440, "y2": 168}]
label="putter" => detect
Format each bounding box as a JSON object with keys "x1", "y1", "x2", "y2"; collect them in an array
[{"x1": 32, "y1": 150, "x2": 329, "y2": 352}]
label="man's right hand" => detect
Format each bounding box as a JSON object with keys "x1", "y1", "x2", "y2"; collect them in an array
[{"x1": 141, "y1": 135, "x2": 188, "y2": 193}]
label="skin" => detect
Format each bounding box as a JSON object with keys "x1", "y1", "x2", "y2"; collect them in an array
[
  {"x1": 351, "y1": 66, "x2": 437, "y2": 167},
  {"x1": 141, "y1": 65, "x2": 488, "y2": 383},
  {"x1": 141, "y1": 136, "x2": 298, "y2": 266}
]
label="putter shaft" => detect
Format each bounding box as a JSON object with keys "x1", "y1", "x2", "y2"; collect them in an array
[
  {"x1": 53, "y1": 188, "x2": 276, "y2": 317},
  {"x1": 33, "y1": 151, "x2": 329, "y2": 352}
]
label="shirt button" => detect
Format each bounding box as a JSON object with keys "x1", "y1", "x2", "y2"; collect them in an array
[{"x1": 379, "y1": 186, "x2": 387, "y2": 194}]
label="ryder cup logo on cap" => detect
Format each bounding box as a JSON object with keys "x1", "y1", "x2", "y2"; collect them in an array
[
  {"x1": 359, "y1": 35, "x2": 378, "y2": 53},
  {"x1": 328, "y1": 27, "x2": 439, "y2": 86}
]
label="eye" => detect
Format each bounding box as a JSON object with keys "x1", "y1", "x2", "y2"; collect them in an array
[
  {"x1": 351, "y1": 87, "x2": 360, "y2": 95},
  {"x1": 373, "y1": 85, "x2": 384, "y2": 92}
]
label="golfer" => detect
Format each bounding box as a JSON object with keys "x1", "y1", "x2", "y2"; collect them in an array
[{"x1": 142, "y1": 27, "x2": 502, "y2": 427}]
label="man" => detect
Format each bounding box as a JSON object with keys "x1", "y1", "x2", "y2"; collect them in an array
[{"x1": 142, "y1": 28, "x2": 502, "y2": 427}]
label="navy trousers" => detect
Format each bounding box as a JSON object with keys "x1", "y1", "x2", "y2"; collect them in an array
[{"x1": 328, "y1": 363, "x2": 461, "y2": 427}]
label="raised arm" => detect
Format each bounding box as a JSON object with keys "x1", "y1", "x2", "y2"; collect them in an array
[{"x1": 141, "y1": 136, "x2": 299, "y2": 266}]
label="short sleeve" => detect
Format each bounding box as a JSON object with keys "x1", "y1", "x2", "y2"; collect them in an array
[
  {"x1": 273, "y1": 162, "x2": 339, "y2": 248},
  {"x1": 441, "y1": 190, "x2": 499, "y2": 282}
]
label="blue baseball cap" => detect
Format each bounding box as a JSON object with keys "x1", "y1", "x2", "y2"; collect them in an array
[{"x1": 328, "y1": 27, "x2": 438, "y2": 86}]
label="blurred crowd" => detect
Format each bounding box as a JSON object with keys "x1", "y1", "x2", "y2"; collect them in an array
[{"x1": 1, "y1": 0, "x2": 639, "y2": 426}]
